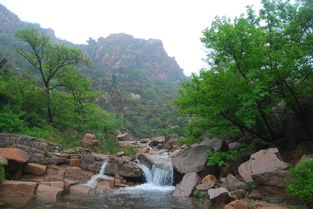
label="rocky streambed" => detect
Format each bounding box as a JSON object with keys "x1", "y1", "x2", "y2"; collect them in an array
[{"x1": 0, "y1": 133, "x2": 303, "y2": 209}]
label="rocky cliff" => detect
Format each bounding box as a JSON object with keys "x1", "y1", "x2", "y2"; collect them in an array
[{"x1": 84, "y1": 33, "x2": 185, "y2": 81}]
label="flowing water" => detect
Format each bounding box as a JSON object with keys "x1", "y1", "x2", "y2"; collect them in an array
[{"x1": 0, "y1": 155, "x2": 200, "y2": 209}]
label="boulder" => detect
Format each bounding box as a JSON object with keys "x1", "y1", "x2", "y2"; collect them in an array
[
  {"x1": 248, "y1": 190, "x2": 262, "y2": 200},
  {"x1": 208, "y1": 188, "x2": 234, "y2": 208},
  {"x1": 36, "y1": 184, "x2": 63, "y2": 202},
  {"x1": 82, "y1": 134, "x2": 99, "y2": 147},
  {"x1": 196, "y1": 182, "x2": 214, "y2": 191},
  {"x1": 138, "y1": 154, "x2": 170, "y2": 169},
  {"x1": 105, "y1": 157, "x2": 142, "y2": 178},
  {"x1": 238, "y1": 148, "x2": 289, "y2": 182},
  {"x1": 198, "y1": 138, "x2": 225, "y2": 152},
  {"x1": 224, "y1": 200, "x2": 249, "y2": 209},
  {"x1": 0, "y1": 156, "x2": 8, "y2": 165},
  {"x1": 24, "y1": 163, "x2": 47, "y2": 176},
  {"x1": 225, "y1": 174, "x2": 245, "y2": 191},
  {"x1": 172, "y1": 172, "x2": 200, "y2": 197},
  {"x1": 172, "y1": 145, "x2": 211, "y2": 174},
  {"x1": 96, "y1": 177, "x2": 115, "y2": 194},
  {"x1": 0, "y1": 148, "x2": 29, "y2": 163},
  {"x1": 202, "y1": 174, "x2": 217, "y2": 185},
  {"x1": 256, "y1": 207, "x2": 291, "y2": 209},
  {"x1": 64, "y1": 179, "x2": 79, "y2": 192},
  {"x1": 138, "y1": 147, "x2": 150, "y2": 154},
  {"x1": 65, "y1": 166, "x2": 94, "y2": 183},
  {"x1": 0, "y1": 180, "x2": 38, "y2": 196},
  {"x1": 228, "y1": 142, "x2": 241, "y2": 150},
  {"x1": 70, "y1": 185, "x2": 91, "y2": 195}
]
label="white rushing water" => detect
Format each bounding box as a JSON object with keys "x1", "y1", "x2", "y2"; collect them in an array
[
  {"x1": 124, "y1": 155, "x2": 175, "y2": 192},
  {"x1": 84, "y1": 159, "x2": 109, "y2": 188}
]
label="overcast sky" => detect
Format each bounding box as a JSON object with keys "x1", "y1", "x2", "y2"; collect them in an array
[{"x1": 0, "y1": 0, "x2": 261, "y2": 75}]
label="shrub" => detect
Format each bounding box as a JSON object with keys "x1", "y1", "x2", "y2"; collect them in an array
[
  {"x1": 0, "y1": 163, "x2": 5, "y2": 183},
  {"x1": 286, "y1": 158, "x2": 313, "y2": 206}
]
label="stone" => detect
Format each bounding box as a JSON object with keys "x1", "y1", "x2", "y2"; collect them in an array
[
  {"x1": 199, "y1": 138, "x2": 224, "y2": 152},
  {"x1": 138, "y1": 153, "x2": 170, "y2": 169},
  {"x1": 24, "y1": 163, "x2": 47, "y2": 176},
  {"x1": 256, "y1": 207, "x2": 291, "y2": 209},
  {"x1": 138, "y1": 147, "x2": 150, "y2": 154},
  {"x1": 36, "y1": 184, "x2": 63, "y2": 202},
  {"x1": 172, "y1": 172, "x2": 200, "y2": 197},
  {"x1": 208, "y1": 188, "x2": 235, "y2": 208},
  {"x1": 0, "y1": 180, "x2": 38, "y2": 196},
  {"x1": 97, "y1": 176, "x2": 115, "y2": 188},
  {"x1": 69, "y1": 159, "x2": 81, "y2": 167},
  {"x1": 0, "y1": 156, "x2": 8, "y2": 165},
  {"x1": 201, "y1": 199, "x2": 212, "y2": 209},
  {"x1": 64, "y1": 179, "x2": 79, "y2": 192},
  {"x1": 248, "y1": 190, "x2": 262, "y2": 200},
  {"x1": 105, "y1": 157, "x2": 142, "y2": 178},
  {"x1": 96, "y1": 181, "x2": 113, "y2": 193},
  {"x1": 116, "y1": 151, "x2": 125, "y2": 156},
  {"x1": 70, "y1": 185, "x2": 91, "y2": 195},
  {"x1": 40, "y1": 181, "x2": 64, "y2": 189},
  {"x1": 172, "y1": 145, "x2": 212, "y2": 174},
  {"x1": 202, "y1": 174, "x2": 217, "y2": 184},
  {"x1": 116, "y1": 133, "x2": 129, "y2": 141},
  {"x1": 228, "y1": 142, "x2": 241, "y2": 150},
  {"x1": 252, "y1": 170, "x2": 291, "y2": 188},
  {"x1": 65, "y1": 166, "x2": 94, "y2": 183},
  {"x1": 82, "y1": 134, "x2": 99, "y2": 147},
  {"x1": 0, "y1": 148, "x2": 29, "y2": 163},
  {"x1": 225, "y1": 174, "x2": 245, "y2": 191},
  {"x1": 196, "y1": 182, "x2": 214, "y2": 191},
  {"x1": 231, "y1": 190, "x2": 247, "y2": 199},
  {"x1": 223, "y1": 200, "x2": 249, "y2": 209},
  {"x1": 238, "y1": 148, "x2": 289, "y2": 182}
]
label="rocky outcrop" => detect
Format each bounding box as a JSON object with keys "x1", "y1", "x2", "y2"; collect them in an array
[
  {"x1": 138, "y1": 153, "x2": 170, "y2": 170},
  {"x1": 70, "y1": 185, "x2": 91, "y2": 195},
  {"x1": 224, "y1": 200, "x2": 249, "y2": 209},
  {"x1": 36, "y1": 183, "x2": 64, "y2": 202},
  {"x1": 172, "y1": 172, "x2": 200, "y2": 197},
  {"x1": 64, "y1": 166, "x2": 94, "y2": 183},
  {"x1": 87, "y1": 34, "x2": 185, "y2": 81}
]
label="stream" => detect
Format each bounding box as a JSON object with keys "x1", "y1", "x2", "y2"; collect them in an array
[{"x1": 0, "y1": 154, "x2": 201, "y2": 209}]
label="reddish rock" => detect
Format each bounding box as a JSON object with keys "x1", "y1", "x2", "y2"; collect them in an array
[
  {"x1": 202, "y1": 174, "x2": 217, "y2": 184},
  {"x1": 65, "y1": 166, "x2": 93, "y2": 183},
  {"x1": 138, "y1": 147, "x2": 150, "y2": 154},
  {"x1": 224, "y1": 200, "x2": 249, "y2": 209},
  {"x1": 96, "y1": 181, "x2": 113, "y2": 193},
  {"x1": 248, "y1": 190, "x2": 262, "y2": 200},
  {"x1": 82, "y1": 134, "x2": 99, "y2": 147},
  {"x1": 36, "y1": 184, "x2": 63, "y2": 202},
  {"x1": 0, "y1": 148, "x2": 29, "y2": 163},
  {"x1": 64, "y1": 179, "x2": 79, "y2": 192},
  {"x1": 24, "y1": 163, "x2": 47, "y2": 176},
  {"x1": 70, "y1": 185, "x2": 91, "y2": 195},
  {"x1": 70, "y1": 159, "x2": 81, "y2": 167},
  {"x1": 97, "y1": 176, "x2": 115, "y2": 188},
  {"x1": 256, "y1": 207, "x2": 291, "y2": 209},
  {"x1": 0, "y1": 180, "x2": 38, "y2": 196},
  {"x1": 46, "y1": 165, "x2": 66, "y2": 178},
  {"x1": 40, "y1": 181, "x2": 64, "y2": 189}
]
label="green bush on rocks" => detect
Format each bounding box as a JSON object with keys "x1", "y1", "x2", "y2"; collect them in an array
[{"x1": 287, "y1": 158, "x2": 313, "y2": 206}]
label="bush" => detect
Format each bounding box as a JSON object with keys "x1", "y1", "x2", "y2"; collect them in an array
[
  {"x1": 287, "y1": 158, "x2": 313, "y2": 206},
  {"x1": 0, "y1": 163, "x2": 5, "y2": 183}
]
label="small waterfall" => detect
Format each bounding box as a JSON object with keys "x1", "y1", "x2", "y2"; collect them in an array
[
  {"x1": 84, "y1": 159, "x2": 108, "y2": 188},
  {"x1": 124, "y1": 155, "x2": 174, "y2": 192}
]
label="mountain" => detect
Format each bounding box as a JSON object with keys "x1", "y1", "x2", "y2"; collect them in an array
[{"x1": 0, "y1": 4, "x2": 187, "y2": 137}]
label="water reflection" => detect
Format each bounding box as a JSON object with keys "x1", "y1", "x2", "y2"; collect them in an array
[{"x1": 0, "y1": 191, "x2": 200, "y2": 209}]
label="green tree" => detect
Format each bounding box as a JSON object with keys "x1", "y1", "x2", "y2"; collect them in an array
[
  {"x1": 15, "y1": 28, "x2": 90, "y2": 122},
  {"x1": 176, "y1": 0, "x2": 313, "y2": 143}
]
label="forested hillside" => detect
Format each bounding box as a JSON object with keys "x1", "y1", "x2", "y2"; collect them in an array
[{"x1": 0, "y1": 4, "x2": 187, "y2": 140}]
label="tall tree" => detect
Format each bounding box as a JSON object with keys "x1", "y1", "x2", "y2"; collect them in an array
[
  {"x1": 15, "y1": 29, "x2": 90, "y2": 122},
  {"x1": 176, "y1": 0, "x2": 313, "y2": 144}
]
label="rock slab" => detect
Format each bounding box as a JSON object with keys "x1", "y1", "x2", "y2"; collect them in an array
[{"x1": 172, "y1": 172, "x2": 200, "y2": 197}]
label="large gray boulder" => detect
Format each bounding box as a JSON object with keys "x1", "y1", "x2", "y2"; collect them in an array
[
  {"x1": 198, "y1": 138, "x2": 224, "y2": 152},
  {"x1": 172, "y1": 172, "x2": 200, "y2": 197},
  {"x1": 225, "y1": 174, "x2": 245, "y2": 191},
  {"x1": 137, "y1": 154, "x2": 170, "y2": 170},
  {"x1": 172, "y1": 145, "x2": 211, "y2": 174},
  {"x1": 238, "y1": 148, "x2": 289, "y2": 182}
]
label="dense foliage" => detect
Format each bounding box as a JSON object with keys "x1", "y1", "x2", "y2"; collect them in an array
[
  {"x1": 176, "y1": 0, "x2": 313, "y2": 144},
  {"x1": 287, "y1": 158, "x2": 313, "y2": 206},
  {"x1": 0, "y1": 29, "x2": 120, "y2": 152}
]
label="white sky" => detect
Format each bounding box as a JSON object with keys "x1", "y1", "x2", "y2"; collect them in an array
[{"x1": 0, "y1": 0, "x2": 261, "y2": 76}]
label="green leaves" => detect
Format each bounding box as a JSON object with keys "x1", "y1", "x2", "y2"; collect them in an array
[{"x1": 177, "y1": 0, "x2": 313, "y2": 142}]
